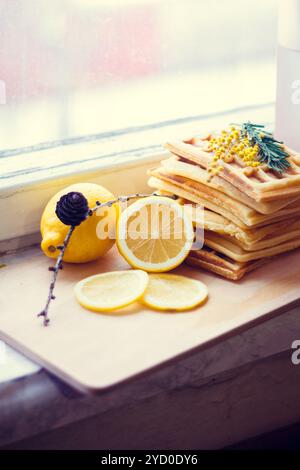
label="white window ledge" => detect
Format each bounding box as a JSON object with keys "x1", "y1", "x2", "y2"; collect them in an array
[{"x1": 0, "y1": 103, "x2": 274, "y2": 252}]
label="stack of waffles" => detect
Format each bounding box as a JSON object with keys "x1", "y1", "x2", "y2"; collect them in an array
[{"x1": 148, "y1": 132, "x2": 300, "y2": 280}]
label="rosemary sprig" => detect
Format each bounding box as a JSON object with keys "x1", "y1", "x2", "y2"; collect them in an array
[
  {"x1": 239, "y1": 122, "x2": 290, "y2": 173},
  {"x1": 38, "y1": 191, "x2": 177, "y2": 326}
]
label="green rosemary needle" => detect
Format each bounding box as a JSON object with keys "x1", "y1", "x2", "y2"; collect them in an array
[{"x1": 239, "y1": 122, "x2": 290, "y2": 173}]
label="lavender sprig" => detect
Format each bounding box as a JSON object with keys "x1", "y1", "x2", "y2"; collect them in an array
[{"x1": 38, "y1": 191, "x2": 177, "y2": 326}]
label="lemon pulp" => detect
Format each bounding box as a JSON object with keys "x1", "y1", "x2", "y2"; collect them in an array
[
  {"x1": 74, "y1": 270, "x2": 149, "y2": 312},
  {"x1": 117, "y1": 196, "x2": 194, "y2": 272},
  {"x1": 142, "y1": 273, "x2": 208, "y2": 311}
]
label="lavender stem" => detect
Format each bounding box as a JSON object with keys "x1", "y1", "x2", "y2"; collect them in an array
[
  {"x1": 38, "y1": 191, "x2": 177, "y2": 326},
  {"x1": 38, "y1": 225, "x2": 75, "y2": 326}
]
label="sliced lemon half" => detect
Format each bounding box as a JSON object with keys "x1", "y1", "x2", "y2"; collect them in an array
[
  {"x1": 74, "y1": 270, "x2": 149, "y2": 312},
  {"x1": 116, "y1": 196, "x2": 194, "y2": 272},
  {"x1": 142, "y1": 274, "x2": 208, "y2": 311}
]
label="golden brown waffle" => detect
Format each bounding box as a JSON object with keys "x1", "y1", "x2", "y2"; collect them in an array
[
  {"x1": 152, "y1": 189, "x2": 300, "y2": 246},
  {"x1": 161, "y1": 156, "x2": 300, "y2": 214},
  {"x1": 186, "y1": 247, "x2": 270, "y2": 281},
  {"x1": 152, "y1": 189, "x2": 185, "y2": 205},
  {"x1": 165, "y1": 139, "x2": 300, "y2": 202},
  {"x1": 217, "y1": 225, "x2": 300, "y2": 251},
  {"x1": 148, "y1": 174, "x2": 249, "y2": 229},
  {"x1": 203, "y1": 230, "x2": 300, "y2": 262},
  {"x1": 185, "y1": 205, "x2": 300, "y2": 245},
  {"x1": 148, "y1": 171, "x2": 300, "y2": 228}
]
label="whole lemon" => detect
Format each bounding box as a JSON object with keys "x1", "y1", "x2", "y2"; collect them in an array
[{"x1": 41, "y1": 183, "x2": 118, "y2": 263}]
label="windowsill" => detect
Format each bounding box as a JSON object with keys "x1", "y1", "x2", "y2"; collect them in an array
[
  {"x1": 1, "y1": 305, "x2": 300, "y2": 449},
  {"x1": 1, "y1": 103, "x2": 274, "y2": 251},
  {"x1": 3, "y1": 102, "x2": 299, "y2": 449}
]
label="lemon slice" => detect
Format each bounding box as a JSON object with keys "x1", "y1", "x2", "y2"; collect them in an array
[
  {"x1": 117, "y1": 196, "x2": 194, "y2": 272},
  {"x1": 74, "y1": 270, "x2": 149, "y2": 312},
  {"x1": 142, "y1": 274, "x2": 208, "y2": 311}
]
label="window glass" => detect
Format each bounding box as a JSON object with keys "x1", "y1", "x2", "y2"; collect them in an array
[{"x1": 0, "y1": 0, "x2": 277, "y2": 151}]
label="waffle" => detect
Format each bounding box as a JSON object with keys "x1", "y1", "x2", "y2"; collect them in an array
[
  {"x1": 186, "y1": 247, "x2": 270, "y2": 281},
  {"x1": 161, "y1": 156, "x2": 300, "y2": 214},
  {"x1": 218, "y1": 225, "x2": 300, "y2": 251},
  {"x1": 148, "y1": 170, "x2": 300, "y2": 228},
  {"x1": 165, "y1": 139, "x2": 300, "y2": 202},
  {"x1": 185, "y1": 205, "x2": 300, "y2": 246},
  {"x1": 153, "y1": 189, "x2": 185, "y2": 205},
  {"x1": 203, "y1": 230, "x2": 300, "y2": 262},
  {"x1": 149, "y1": 128, "x2": 300, "y2": 280},
  {"x1": 148, "y1": 174, "x2": 248, "y2": 229}
]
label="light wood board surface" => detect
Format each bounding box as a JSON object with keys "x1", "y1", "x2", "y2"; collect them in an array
[{"x1": 0, "y1": 246, "x2": 299, "y2": 393}]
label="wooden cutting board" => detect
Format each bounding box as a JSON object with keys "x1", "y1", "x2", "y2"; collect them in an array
[{"x1": 1, "y1": 245, "x2": 300, "y2": 394}]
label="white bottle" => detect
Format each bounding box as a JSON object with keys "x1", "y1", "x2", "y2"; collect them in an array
[{"x1": 275, "y1": 0, "x2": 300, "y2": 151}]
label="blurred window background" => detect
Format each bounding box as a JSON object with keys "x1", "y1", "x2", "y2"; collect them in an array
[{"x1": 0, "y1": 0, "x2": 278, "y2": 151}]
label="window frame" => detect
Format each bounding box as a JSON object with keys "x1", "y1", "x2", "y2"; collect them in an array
[{"x1": 0, "y1": 102, "x2": 274, "y2": 254}]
